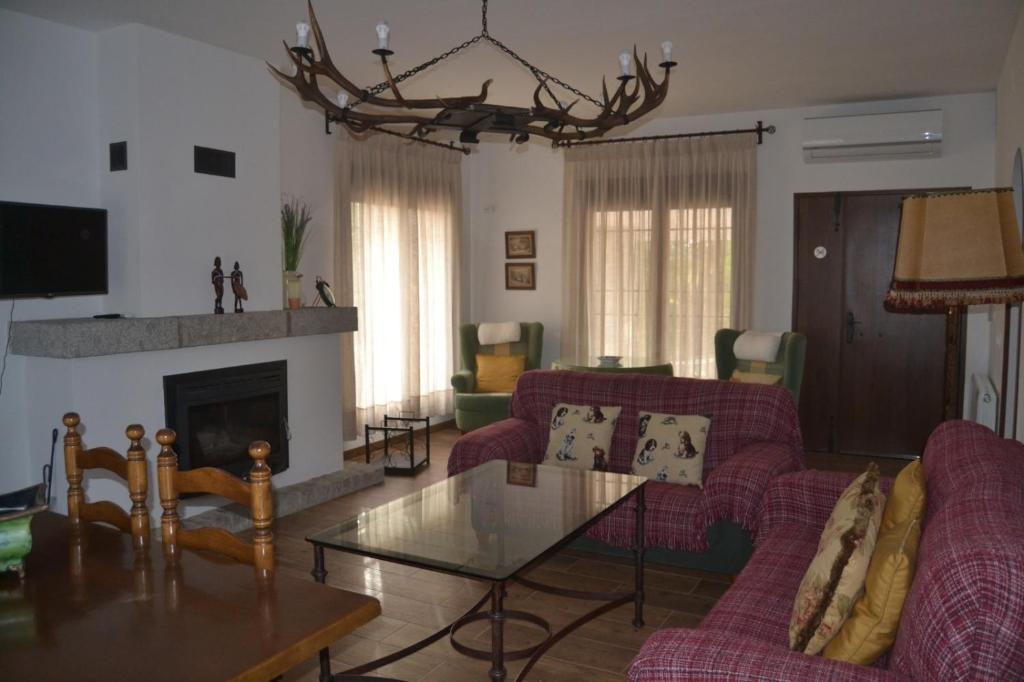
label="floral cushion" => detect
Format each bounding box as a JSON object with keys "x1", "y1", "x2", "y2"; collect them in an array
[
  {"x1": 631, "y1": 411, "x2": 710, "y2": 488},
  {"x1": 789, "y1": 463, "x2": 885, "y2": 655},
  {"x1": 543, "y1": 402, "x2": 621, "y2": 471},
  {"x1": 824, "y1": 460, "x2": 925, "y2": 664}
]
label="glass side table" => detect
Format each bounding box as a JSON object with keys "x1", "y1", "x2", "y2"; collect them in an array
[{"x1": 364, "y1": 414, "x2": 430, "y2": 475}]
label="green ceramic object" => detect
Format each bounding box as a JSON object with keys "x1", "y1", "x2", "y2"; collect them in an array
[{"x1": 0, "y1": 483, "x2": 47, "y2": 578}]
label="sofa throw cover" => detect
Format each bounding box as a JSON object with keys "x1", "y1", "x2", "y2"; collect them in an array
[
  {"x1": 543, "y1": 403, "x2": 622, "y2": 472},
  {"x1": 631, "y1": 412, "x2": 710, "y2": 487},
  {"x1": 790, "y1": 463, "x2": 885, "y2": 655}
]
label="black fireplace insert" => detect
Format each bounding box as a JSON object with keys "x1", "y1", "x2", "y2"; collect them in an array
[{"x1": 163, "y1": 360, "x2": 289, "y2": 479}]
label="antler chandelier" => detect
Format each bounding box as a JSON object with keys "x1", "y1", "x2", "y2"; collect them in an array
[{"x1": 269, "y1": 0, "x2": 676, "y2": 152}]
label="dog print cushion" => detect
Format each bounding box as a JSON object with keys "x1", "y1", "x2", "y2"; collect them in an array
[
  {"x1": 631, "y1": 412, "x2": 710, "y2": 488},
  {"x1": 543, "y1": 403, "x2": 622, "y2": 472}
]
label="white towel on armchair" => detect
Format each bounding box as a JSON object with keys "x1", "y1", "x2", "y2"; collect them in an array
[
  {"x1": 478, "y1": 322, "x2": 521, "y2": 345},
  {"x1": 733, "y1": 331, "x2": 784, "y2": 362}
]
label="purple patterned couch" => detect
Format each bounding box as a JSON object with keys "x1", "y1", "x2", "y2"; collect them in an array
[
  {"x1": 628, "y1": 420, "x2": 1024, "y2": 681},
  {"x1": 448, "y1": 370, "x2": 805, "y2": 560}
]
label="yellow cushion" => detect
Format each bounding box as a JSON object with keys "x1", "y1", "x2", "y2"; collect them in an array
[
  {"x1": 790, "y1": 464, "x2": 885, "y2": 655},
  {"x1": 475, "y1": 354, "x2": 526, "y2": 393},
  {"x1": 824, "y1": 460, "x2": 925, "y2": 664},
  {"x1": 730, "y1": 369, "x2": 782, "y2": 386}
]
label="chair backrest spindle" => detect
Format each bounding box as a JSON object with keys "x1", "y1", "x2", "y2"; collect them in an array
[
  {"x1": 63, "y1": 412, "x2": 150, "y2": 549},
  {"x1": 156, "y1": 428, "x2": 274, "y2": 576}
]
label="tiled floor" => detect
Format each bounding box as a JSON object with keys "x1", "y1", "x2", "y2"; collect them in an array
[{"x1": 279, "y1": 428, "x2": 911, "y2": 681}]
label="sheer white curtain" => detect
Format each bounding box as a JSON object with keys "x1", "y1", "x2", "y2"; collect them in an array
[
  {"x1": 335, "y1": 135, "x2": 462, "y2": 432},
  {"x1": 562, "y1": 134, "x2": 755, "y2": 377}
]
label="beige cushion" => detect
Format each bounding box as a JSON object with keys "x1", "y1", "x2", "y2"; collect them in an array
[
  {"x1": 543, "y1": 403, "x2": 622, "y2": 472},
  {"x1": 730, "y1": 369, "x2": 782, "y2": 386},
  {"x1": 733, "y1": 331, "x2": 783, "y2": 362},
  {"x1": 789, "y1": 464, "x2": 885, "y2": 655},
  {"x1": 631, "y1": 412, "x2": 710, "y2": 488}
]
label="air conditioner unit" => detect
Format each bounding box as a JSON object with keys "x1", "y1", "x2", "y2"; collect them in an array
[{"x1": 802, "y1": 109, "x2": 942, "y2": 162}]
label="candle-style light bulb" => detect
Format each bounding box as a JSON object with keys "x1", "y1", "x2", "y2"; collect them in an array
[
  {"x1": 376, "y1": 22, "x2": 390, "y2": 51},
  {"x1": 337, "y1": 92, "x2": 349, "y2": 108},
  {"x1": 661, "y1": 41, "x2": 673, "y2": 64},
  {"x1": 296, "y1": 22, "x2": 310, "y2": 49},
  {"x1": 618, "y1": 50, "x2": 632, "y2": 77}
]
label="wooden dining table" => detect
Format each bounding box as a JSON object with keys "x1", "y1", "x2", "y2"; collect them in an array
[{"x1": 0, "y1": 512, "x2": 380, "y2": 681}]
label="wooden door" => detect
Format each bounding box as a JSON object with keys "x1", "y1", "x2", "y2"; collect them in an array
[{"x1": 794, "y1": 191, "x2": 955, "y2": 456}]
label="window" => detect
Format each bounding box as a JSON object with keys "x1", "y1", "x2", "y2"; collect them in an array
[{"x1": 563, "y1": 135, "x2": 755, "y2": 377}]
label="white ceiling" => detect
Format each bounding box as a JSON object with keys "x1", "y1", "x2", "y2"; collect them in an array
[{"x1": 2, "y1": 0, "x2": 1021, "y2": 118}]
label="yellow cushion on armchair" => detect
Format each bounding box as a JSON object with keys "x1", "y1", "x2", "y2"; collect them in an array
[{"x1": 475, "y1": 354, "x2": 526, "y2": 393}]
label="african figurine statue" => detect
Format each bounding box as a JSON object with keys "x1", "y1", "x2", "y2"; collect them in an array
[
  {"x1": 211, "y1": 257, "x2": 225, "y2": 314},
  {"x1": 230, "y1": 261, "x2": 248, "y2": 313}
]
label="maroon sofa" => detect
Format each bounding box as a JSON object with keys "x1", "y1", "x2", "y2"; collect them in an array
[
  {"x1": 628, "y1": 420, "x2": 1024, "y2": 681},
  {"x1": 448, "y1": 370, "x2": 805, "y2": 565}
]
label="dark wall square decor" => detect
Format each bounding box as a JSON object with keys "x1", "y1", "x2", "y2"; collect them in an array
[
  {"x1": 194, "y1": 145, "x2": 236, "y2": 178},
  {"x1": 505, "y1": 230, "x2": 536, "y2": 258},
  {"x1": 505, "y1": 262, "x2": 535, "y2": 290},
  {"x1": 109, "y1": 141, "x2": 127, "y2": 172}
]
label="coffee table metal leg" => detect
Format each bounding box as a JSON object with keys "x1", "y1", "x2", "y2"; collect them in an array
[
  {"x1": 312, "y1": 544, "x2": 332, "y2": 682},
  {"x1": 633, "y1": 484, "x2": 646, "y2": 629},
  {"x1": 489, "y1": 581, "x2": 507, "y2": 682},
  {"x1": 312, "y1": 544, "x2": 327, "y2": 584}
]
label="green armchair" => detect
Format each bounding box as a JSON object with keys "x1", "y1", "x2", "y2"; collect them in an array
[
  {"x1": 452, "y1": 322, "x2": 544, "y2": 432},
  {"x1": 714, "y1": 329, "x2": 806, "y2": 404}
]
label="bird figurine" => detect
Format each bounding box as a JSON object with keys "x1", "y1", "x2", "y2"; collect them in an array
[{"x1": 315, "y1": 276, "x2": 336, "y2": 307}]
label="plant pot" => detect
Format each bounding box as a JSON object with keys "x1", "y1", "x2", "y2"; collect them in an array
[{"x1": 283, "y1": 270, "x2": 303, "y2": 310}]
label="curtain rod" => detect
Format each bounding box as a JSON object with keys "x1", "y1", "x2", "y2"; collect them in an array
[{"x1": 556, "y1": 120, "x2": 777, "y2": 148}]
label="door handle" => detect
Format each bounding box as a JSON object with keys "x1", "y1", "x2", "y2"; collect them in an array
[{"x1": 846, "y1": 311, "x2": 862, "y2": 344}]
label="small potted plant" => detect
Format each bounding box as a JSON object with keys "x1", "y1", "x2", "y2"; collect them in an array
[{"x1": 281, "y1": 197, "x2": 312, "y2": 309}]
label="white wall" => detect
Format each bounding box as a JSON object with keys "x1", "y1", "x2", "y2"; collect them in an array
[
  {"x1": 279, "y1": 92, "x2": 336, "y2": 308},
  {"x1": 993, "y1": 6, "x2": 1024, "y2": 437},
  {"x1": 0, "y1": 10, "x2": 102, "y2": 489},
  {"x1": 462, "y1": 92, "x2": 998, "y2": 408},
  {"x1": 97, "y1": 24, "x2": 282, "y2": 317},
  {"x1": 463, "y1": 145, "x2": 565, "y2": 368},
  {"x1": 2, "y1": 15, "x2": 348, "y2": 520}
]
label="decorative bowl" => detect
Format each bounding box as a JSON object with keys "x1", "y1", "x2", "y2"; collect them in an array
[
  {"x1": 597, "y1": 355, "x2": 622, "y2": 368},
  {"x1": 0, "y1": 483, "x2": 48, "y2": 578}
]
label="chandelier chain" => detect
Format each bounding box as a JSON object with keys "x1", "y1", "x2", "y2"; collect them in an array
[
  {"x1": 365, "y1": 34, "x2": 484, "y2": 97},
  {"x1": 483, "y1": 34, "x2": 602, "y2": 107},
  {"x1": 364, "y1": 0, "x2": 602, "y2": 107}
]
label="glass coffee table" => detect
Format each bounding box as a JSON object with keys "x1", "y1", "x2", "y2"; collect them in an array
[{"x1": 307, "y1": 459, "x2": 647, "y2": 681}]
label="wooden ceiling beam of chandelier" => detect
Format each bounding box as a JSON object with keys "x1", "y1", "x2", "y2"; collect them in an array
[{"x1": 267, "y1": 0, "x2": 676, "y2": 150}]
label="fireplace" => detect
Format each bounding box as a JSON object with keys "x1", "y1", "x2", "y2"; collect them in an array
[{"x1": 163, "y1": 361, "x2": 289, "y2": 479}]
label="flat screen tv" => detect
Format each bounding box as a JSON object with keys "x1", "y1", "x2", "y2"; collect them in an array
[{"x1": 0, "y1": 200, "x2": 108, "y2": 298}]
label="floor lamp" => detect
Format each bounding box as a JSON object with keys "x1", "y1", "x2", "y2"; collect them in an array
[{"x1": 885, "y1": 188, "x2": 1024, "y2": 423}]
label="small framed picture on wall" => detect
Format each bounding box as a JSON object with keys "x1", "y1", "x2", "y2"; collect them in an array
[
  {"x1": 505, "y1": 262, "x2": 536, "y2": 290},
  {"x1": 505, "y1": 230, "x2": 536, "y2": 259}
]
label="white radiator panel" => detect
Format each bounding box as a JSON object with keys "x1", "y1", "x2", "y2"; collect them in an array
[{"x1": 970, "y1": 374, "x2": 999, "y2": 431}]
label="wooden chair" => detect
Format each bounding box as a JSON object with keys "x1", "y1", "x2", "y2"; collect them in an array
[
  {"x1": 155, "y1": 429, "x2": 274, "y2": 576},
  {"x1": 63, "y1": 412, "x2": 150, "y2": 549}
]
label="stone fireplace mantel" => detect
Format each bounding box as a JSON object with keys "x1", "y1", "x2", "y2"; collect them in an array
[{"x1": 10, "y1": 307, "x2": 357, "y2": 359}]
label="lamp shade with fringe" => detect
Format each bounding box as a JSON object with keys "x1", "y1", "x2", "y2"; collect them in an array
[{"x1": 886, "y1": 188, "x2": 1024, "y2": 311}]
